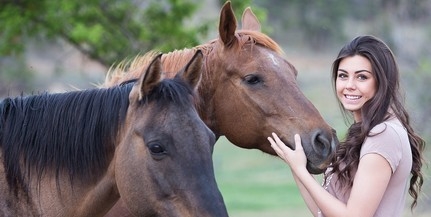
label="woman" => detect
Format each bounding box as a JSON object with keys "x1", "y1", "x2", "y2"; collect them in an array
[{"x1": 268, "y1": 35, "x2": 425, "y2": 217}]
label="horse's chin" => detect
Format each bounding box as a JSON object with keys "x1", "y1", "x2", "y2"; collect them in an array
[{"x1": 306, "y1": 162, "x2": 327, "y2": 174}]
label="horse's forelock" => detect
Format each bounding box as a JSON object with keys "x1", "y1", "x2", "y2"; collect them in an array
[{"x1": 235, "y1": 30, "x2": 284, "y2": 55}]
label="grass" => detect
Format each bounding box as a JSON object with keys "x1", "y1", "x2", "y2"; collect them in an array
[{"x1": 213, "y1": 137, "x2": 310, "y2": 217}]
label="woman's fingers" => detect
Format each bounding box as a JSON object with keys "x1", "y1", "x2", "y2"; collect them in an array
[
  {"x1": 268, "y1": 133, "x2": 304, "y2": 155},
  {"x1": 272, "y1": 132, "x2": 283, "y2": 144},
  {"x1": 269, "y1": 133, "x2": 307, "y2": 171},
  {"x1": 268, "y1": 136, "x2": 284, "y2": 157},
  {"x1": 269, "y1": 132, "x2": 294, "y2": 156},
  {"x1": 294, "y1": 134, "x2": 303, "y2": 150},
  {"x1": 271, "y1": 133, "x2": 291, "y2": 151}
]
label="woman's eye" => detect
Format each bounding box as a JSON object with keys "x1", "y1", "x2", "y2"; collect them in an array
[
  {"x1": 337, "y1": 73, "x2": 347, "y2": 79},
  {"x1": 357, "y1": 75, "x2": 368, "y2": 80}
]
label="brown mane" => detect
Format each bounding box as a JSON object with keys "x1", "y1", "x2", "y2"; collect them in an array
[
  {"x1": 235, "y1": 30, "x2": 284, "y2": 55},
  {"x1": 103, "y1": 30, "x2": 284, "y2": 87},
  {"x1": 103, "y1": 51, "x2": 159, "y2": 87}
]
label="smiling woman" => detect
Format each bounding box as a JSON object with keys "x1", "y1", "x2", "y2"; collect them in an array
[{"x1": 268, "y1": 35, "x2": 426, "y2": 217}]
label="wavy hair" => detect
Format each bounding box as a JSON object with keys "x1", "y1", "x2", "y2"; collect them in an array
[{"x1": 327, "y1": 35, "x2": 425, "y2": 209}]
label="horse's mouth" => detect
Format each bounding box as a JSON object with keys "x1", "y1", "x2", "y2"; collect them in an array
[
  {"x1": 279, "y1": 137, "x2": 295, "y2": 150},
  {"x1": 278, "y1": 137, "x2": 329, "y2": 174}
]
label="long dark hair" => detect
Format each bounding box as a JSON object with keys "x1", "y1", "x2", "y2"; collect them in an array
[{"x1": 327, "y1": 35, "x2": 425, "y2": 209}]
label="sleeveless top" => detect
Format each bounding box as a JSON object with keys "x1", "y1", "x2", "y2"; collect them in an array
[{"x1": 319, "y1": 118, "x2": 412, "y2": 217}]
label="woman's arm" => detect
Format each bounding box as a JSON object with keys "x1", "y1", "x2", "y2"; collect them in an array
[
  {"x1": 344, "y1": 153, "x2": 392, "y2": 216},
  {"x1": 291, "y1": 173, "x2": 320, "y2": 216},
  {"x1": 268, "y1": 133, "x2": 392, "y2": 217}
]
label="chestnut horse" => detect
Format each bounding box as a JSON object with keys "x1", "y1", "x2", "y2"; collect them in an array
[
  {"x1": 106, "y1": 1, "x2": 337, "y2": 173},
  {"x1": 105, "y1": 2, "x2": 338, "y2": 216},
  {"x1": 0, "y1": 51, "x2": 228, "y2": 216}
]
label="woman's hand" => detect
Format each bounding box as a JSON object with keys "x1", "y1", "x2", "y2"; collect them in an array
[{"x1": 268, "y1": 133, "x2": 308, "y2": 173}]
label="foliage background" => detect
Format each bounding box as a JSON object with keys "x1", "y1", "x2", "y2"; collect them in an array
[{"x1": 1, "y1": 0, "x2": 430, "y2": 216}]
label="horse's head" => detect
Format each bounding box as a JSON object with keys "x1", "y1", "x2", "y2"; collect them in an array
[
  {"x1": 115, "y1": 51, "x2": 227, "y2": 216},
  {"x1": 203, "y1": 2, "x2": 337, "y2": 174}
]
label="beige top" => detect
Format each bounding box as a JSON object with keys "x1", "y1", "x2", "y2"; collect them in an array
[{"x1": 320, "y1": 118, "x2": 412, "y2": 217}]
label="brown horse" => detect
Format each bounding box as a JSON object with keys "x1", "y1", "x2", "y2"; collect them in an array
[
  {"x1": 0, "y1": 51, "x2": 228, "y2": 216},
  {"x1": 105, "y1": 2, "x2": 338, "y2": 216},
  {"x1": 106, "y1": 1, "x2": 337, "y2": 174}
]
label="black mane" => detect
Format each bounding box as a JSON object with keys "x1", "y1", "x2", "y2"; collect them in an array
[
  {"x1": 0, "y1": 83, "x2": 133, "y2": 193},
  {"x1": 0, "y1": 77, "x2": 196, "y2": 195}
]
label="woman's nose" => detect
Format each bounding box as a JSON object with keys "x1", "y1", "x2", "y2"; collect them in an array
[{"x1": 345, "y1": 78, "x2": 356, "y2": 90}]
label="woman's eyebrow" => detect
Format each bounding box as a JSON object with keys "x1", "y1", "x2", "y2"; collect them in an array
[{"x1": 338, "y1": 69, "x2": 372, "y2": 74}]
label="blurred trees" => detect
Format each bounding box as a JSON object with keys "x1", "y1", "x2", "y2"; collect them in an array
[
  {"x1": 257, "y1": 0, "x2": 431, "y2": 50},
  {"x1": 0, "y1": 0, "x2": 211, "y2": 66},
  {"x1": 2, "y1": 0, "x2": 430, "y2": 68},
  {"x1": 258, "y1": 0, "x2": 347, "y2": 49},
  {"x1": 0, "y1": 0, "x2": 261, "y2": 95},
  {"x1": 0, "y1": 0, "x2": 263, "y2": 66}
]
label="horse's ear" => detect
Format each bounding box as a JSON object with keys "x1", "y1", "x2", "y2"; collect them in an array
[
  {"x1": 137, "y1": 54, "x2": 163, "y2": 101},
  {"x1": 219, "y1": 1, "x2": 237, "y2": 48},
  {"x1": 177, "y1": 50, "x2": 203, "y2": 90},
  {"x1": 241, "y1": 7, "x2": 261, "y2": 31}
]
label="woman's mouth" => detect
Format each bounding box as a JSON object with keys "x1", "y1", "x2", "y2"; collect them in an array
[{"x1": 345, "y1": 94, "x2": 361, "y2": 100}]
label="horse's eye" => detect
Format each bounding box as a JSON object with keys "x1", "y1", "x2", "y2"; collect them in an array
[
  {"x1": 244, "y1": 74, "x2": 262, "y2": 85},
  {"x1": 148, "y1": 143, "x2": 166, "y2": 155}
]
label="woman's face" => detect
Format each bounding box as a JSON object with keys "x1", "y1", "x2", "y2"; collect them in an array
[{"x1": 336, "y1": 55, "x2": 377, "y2": 122}]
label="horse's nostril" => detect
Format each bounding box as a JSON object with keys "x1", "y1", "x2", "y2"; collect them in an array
[{"x1": 312, "y1": 130, "x2": 331, "y2": 157}]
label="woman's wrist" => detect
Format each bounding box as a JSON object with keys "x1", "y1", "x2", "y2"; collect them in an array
[{"x1": 291, "y1": 165, "x2": 309, "y2": 179}]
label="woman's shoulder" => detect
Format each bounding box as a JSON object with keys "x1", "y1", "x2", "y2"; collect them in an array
[
  {"x1": 369, "y1": 117, "x2": 405, "y2": 138},
  {"x1": 362, "y1": 118, "x2": 407, "y2": 153},
  {"x1": 364, "y1": 119, "x2": 403, "y2": 150},
  {"x1": 361, "y1": 118, "x2": 410, "y2": 170}
]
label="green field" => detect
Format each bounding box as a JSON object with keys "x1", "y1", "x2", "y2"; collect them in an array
[{"x1": 213, "y1": 136, "x2": 311, "y2": 217}]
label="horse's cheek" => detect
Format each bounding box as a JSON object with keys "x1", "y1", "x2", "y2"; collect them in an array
[{"x1": 115, "y1": 139, "x2": 145, "y2": 192}]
